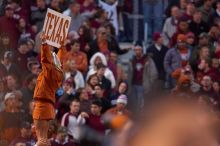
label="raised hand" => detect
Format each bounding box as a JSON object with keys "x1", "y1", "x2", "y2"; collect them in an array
[
  {"x1": 80, "y1": 112, "x2": 89, "y2": 118},
  {"x1": 40, "y1": 31, "x2": 47, "y2": 43}
]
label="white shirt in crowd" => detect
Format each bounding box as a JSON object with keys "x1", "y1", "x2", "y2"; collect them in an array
[
  {"x1": 61, "y1": 113, "x2": 85, "y2": 141},
  {"x1": 162, "y1": 17, "x2": 178, "y2": 46},
  {"x1": 65, "y1": 71, "x2": 85, "y2": 90},
  {"x1": 99, "y1": 0, "x2": 119, "y2": 35},
  {"x1": 86, "y1": 52, "x2": 116, "y2": 88}
]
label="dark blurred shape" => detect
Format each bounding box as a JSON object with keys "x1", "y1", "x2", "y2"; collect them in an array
[
  {"x1": 20, "y1": 121, "x2": 31, "y2": 129},
  {"x1": 57, "y1": 126, "x2": 68, "y2": 135},
  {"x1": 127, "y1": 96, "x2": 219, "y2": 146}
]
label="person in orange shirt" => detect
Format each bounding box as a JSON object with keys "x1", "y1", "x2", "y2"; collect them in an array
[
  {"x1": 63, "y1": 39, "x2": 88, "y2": 73},
  {"x1": 33, "y1": 33, "x2": 66, "y2": 146}
]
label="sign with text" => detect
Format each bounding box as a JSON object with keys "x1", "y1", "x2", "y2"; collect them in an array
[{"x1": 43, "y1": 8, "x2": 71, "y2": 48}]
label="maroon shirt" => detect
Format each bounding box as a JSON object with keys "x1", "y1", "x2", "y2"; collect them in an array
[
  {"x1": 19, "y1": 25, "x2": 36, "y2": 40},
  {"x1": 14, "y1": 50, "x2": 29, "y2": 72},
  {"x1": 86, "y1": 114, "x2": 105, "y2": 134},
  {"x1": 0, "y1": 16, "x2": 19, "y2": 49},
  {"x1": 132, "y1": 56, "x2": 146, "y2": 85},
  {"x1": 90, "y1": 19, "x2": 102, "y2": 30},
  {"x1": 80, "y1": 3, "x2": 96, "y2": 13},
  {"x1": 108, "y1": 61, "x2": 117, "y2": 80},
  {"x1": 196, "y1": 67, "x2": 220, "y2": 82},
  {"x1": 14, "y1": 8, "x2": 29, "y2": 22},
  {"x1": 181, "y1": 13, "x2": 193, "y2": 22}
]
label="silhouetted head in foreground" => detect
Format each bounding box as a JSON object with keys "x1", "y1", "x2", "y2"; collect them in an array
[{"x1": 127, "y1": 96, "x2": 220, "y2": 146}]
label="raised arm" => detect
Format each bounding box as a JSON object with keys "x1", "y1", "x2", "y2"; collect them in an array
[
  {"x1": 40, "y1": 44, "x2": 53, "y2": 65},
  {"x1": 57, "y1": 46, "x2": 67, "y2": 62},
  {"x1": 40, "y1": 32, "x2": 53, "y2": 68}
]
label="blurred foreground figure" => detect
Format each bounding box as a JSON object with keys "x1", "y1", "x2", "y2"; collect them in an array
[{"x1": 127, "y1": 97, "x2": 220, "y2": 146}]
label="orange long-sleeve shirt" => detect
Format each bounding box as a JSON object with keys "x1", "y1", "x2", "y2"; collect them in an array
[
  {"x1": 33, "y1": 44, "x2": 66, "y2": 104},
  {"x1": 63, "y1": 51, "x2": 88, "y2": 73}
]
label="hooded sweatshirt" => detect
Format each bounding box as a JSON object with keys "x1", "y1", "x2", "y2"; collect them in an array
[{"x1": 86, "y1": 52, "x2": 116, "y2": 88}]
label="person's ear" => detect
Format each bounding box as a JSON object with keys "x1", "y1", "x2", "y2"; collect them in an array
[{"x1": 69, "y1": 103, "x2": 72, "y2": 109}]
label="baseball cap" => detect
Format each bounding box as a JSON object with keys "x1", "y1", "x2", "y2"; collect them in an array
[
  {"x1": 4, "y1": 92, "x2": 15, "y2": 101},
  {"x1": 177, "y1": 34, "x2": 187, "y2": 43},
  {"x1": 27, "y1": 57, "x2": 40, "y2": 70},
  {"x1": 199, "y1": 33, "x2": 209, "y2": 39},
  {"x1": 3, "y1": 51, "x2": 13, "y2": 60},
  {"x1": 134, "y1": 41, "x2": 143, "y2": 50},
  {"x1": 153, "y1": 32, "x2": 162, "y2": 42},
  {"x1": 5, "y1": 4, "x2": 13, "y2": 10},
  {"x1": 117, "y1": 94, "x2": 128, "y2": 105}
]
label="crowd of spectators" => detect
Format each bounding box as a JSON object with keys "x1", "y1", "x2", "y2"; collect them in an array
[{"x1": 0, "y1": 0, "x2": 220, "y2": 146}]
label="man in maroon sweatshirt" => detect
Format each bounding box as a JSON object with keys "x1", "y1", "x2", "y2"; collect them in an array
[
  {"x1": 86, "y1": 100, "x2": 105, "y2": 134},
  {"x1": 0, "y1": 4, "x2": 19, "y2": 49},
  {"x1": 81, "y1": 100, "x2": 106, "y2": 146}
]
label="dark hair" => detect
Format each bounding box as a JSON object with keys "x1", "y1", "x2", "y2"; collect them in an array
[
  {"x1": 70, "y1": 0, "x2": 79, "y2": 5},
  {"x1": 103, "y1": 22, "x2": 116, "y2": 36},
  {"x1": 118, "y1": 81, "x2": 128, "y2": 93},
  {"x1": 204, "y1": 0, "x2": 211, "y2": 2},
  {"x1": 94, "y1": 84, "x2": 104, "y2": 90},
  {"x1": 25, "y1": 74, "x2": 37, "y2": 85},
  {"x1": 18, "y1": 38, "x2": 28, "y2": 47},
  {"x1": 11, "y1": 0, "x2": 22, "y2": 5},
  {"x1": 29, "y1": 62, "x2": 40, "y2": 70},
  {"x1": 7, "y1": 73, "x2": 18, "y2": 81},
  {"x1": 7, "y1": 73, "x2": 20, "y2": 85},
  {"x1": 91, "y1": 100, "x2": 102, "y2": 107},
  {"x1": 199, "y1": 46, "x2": 210, "y2": 51},
  {"x1": 87, "y1": 74, "x2": 99, "y2": 85},
  {"x1": 193, "y1": 9, "x2": 202, "y2": 15},
  {"x1": 1, "y1": 33, "x2": 9, "y2": 38},
  {"x1": 93, "y1": 8, "x2": 106, "y2": 19},
  {"x1": 210, "y1": 24, "x2": 219, "y2": 28},
  {"x1": 178, "y1": 16, "x2": 189, "y2": 24},
  {"x1": 71, "y1": 98, "x2": 80, "y2": 103},
  {"x1": 3, "y1": 51, "x2": 13, "y2": 62},
  {"x1": 110, "y1": 50, "x2": 117, "y2": 55},
  {"x1": 70, "y1": 39, "x2": 80, "y2": 46},
  {"x1": 76, "y1": 87, "x2": 86, "y2": 96},
  {"x1": 78, "y1": 25, "x2": 93, "y2": 42},
  {"x1": 96, "y1": 63, "x2": 107, "y2": 70}
]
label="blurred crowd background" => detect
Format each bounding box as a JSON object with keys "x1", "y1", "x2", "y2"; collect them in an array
[{"x1": 0, "y1": 0, "x2": 220, "y2": 146}]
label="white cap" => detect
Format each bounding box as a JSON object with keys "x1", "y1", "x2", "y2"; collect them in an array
[
  {"x1": 4, "y1": 92, "x2": 15, "y2": 101},
  {"x1": 117, "y1": 94, "x2": 127, "y2": 105}
]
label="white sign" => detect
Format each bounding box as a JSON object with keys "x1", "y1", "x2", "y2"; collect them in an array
[{"x1": 43, "y1": 8, "x2": 71, "y2": 48}]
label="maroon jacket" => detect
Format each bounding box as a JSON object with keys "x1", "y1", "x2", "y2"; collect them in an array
[
  {"x1": 14, "y1": 50, "x2": 29, "y2": 73},
  {"x1": 86, "y1": 114, "x2": 106, "y2": 134},
  {"x1": 0, "y1": 16, "x2": 19, "y2": 49}
]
